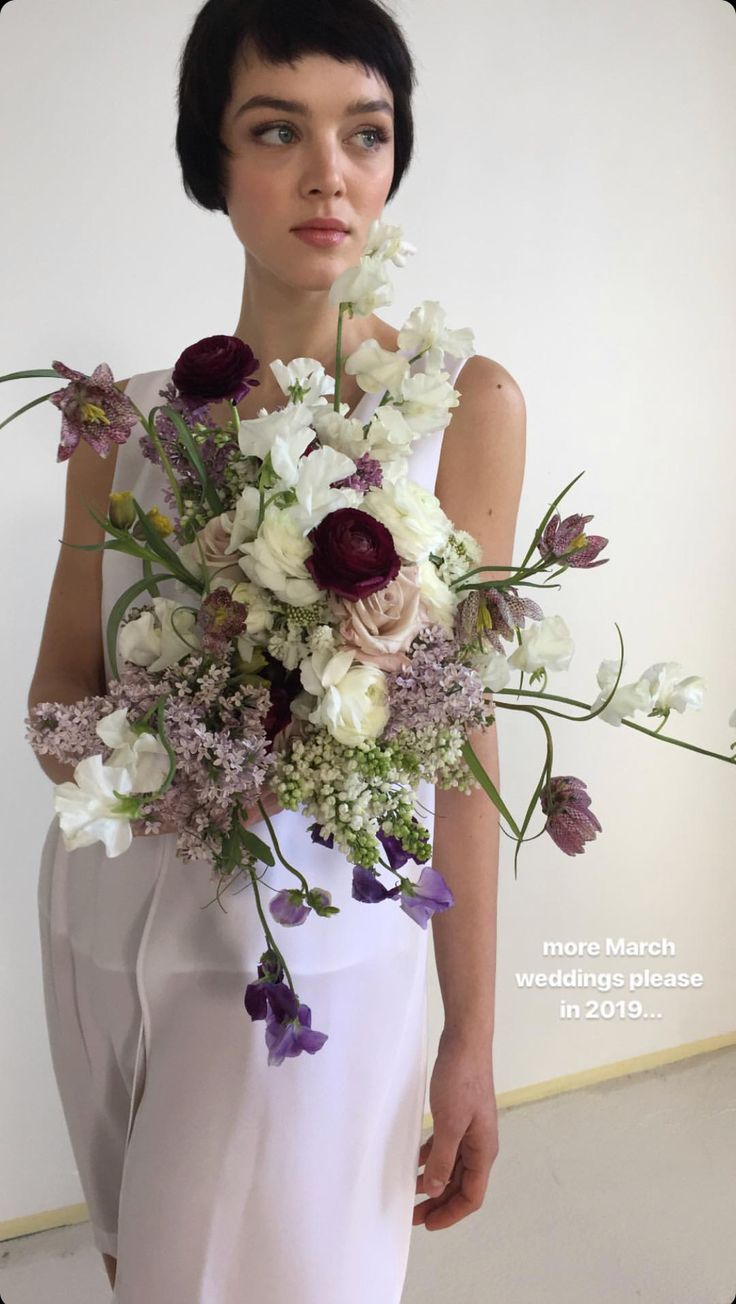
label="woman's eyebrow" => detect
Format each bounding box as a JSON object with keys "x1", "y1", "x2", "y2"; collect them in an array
[{"x1": 234, "y1": 94, "x2": 394, "y2": 120}]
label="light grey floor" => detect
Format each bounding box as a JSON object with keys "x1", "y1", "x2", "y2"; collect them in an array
[{"x1": 1, "y1": 1045, "x2": 735, "y2": 1303}]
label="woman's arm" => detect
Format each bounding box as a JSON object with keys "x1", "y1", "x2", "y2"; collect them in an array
[{"x1": 432, "y1": 355, "x2": 527, "y2": 1045}]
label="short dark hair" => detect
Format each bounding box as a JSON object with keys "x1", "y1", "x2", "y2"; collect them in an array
[{"x1": 175, "y1": 0, "x2": 417, "y2": 216}]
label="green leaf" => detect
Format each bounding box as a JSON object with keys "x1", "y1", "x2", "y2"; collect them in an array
[
  {"x1": 240, "y1": 827, "x2": 276, "y2": 867},
  {"x1": 461, "y1": 739, "x2": 522, "y2": 838}
]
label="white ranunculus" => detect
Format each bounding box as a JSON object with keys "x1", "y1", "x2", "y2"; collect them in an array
[
  {"x1": 95, "y1": 707, "x2": 170, "y2": 794},
  {"x1": 238, "y1": 504, "x2": 322, "y2": 606},
  {"x1": 290, "y1": 444, "x2": 358, "y2": 534},
  {"x1": 53, "y1": 754, "x2": 137, "y2": 856},
  {"x1": 328, "y1": 254, "x2": 394, "y2": 316},
  {"x1": 417, "y1": 559, "x2": 457, "y2": 631},
  {"x1": 507, "y1": 615, "x2": 574, "y2": 674},
  {"x1": 590, "y1": 659, "x2": 656, "y2": 726},
  {"x1": 398, "y1": 299, "x2": 476, "y2": 373},
  {"x1": 640, "y1": 661, "x2": 706, "y2": 714},
  {"x1": 118, "y1": 596, "x2": 201, "y2": 672},
  {"x1": 343, "y1": 338, "x2": 410, "y2": 397},
  {"x1": 224, "y1": 486, "x2": 261, "y2": 552},
  {"x1": 300, "y1": 646, "x2": 389, "y2": 745},
  {"x1": 268, "y1": 357, "x2": 335, "y2": 412},
  {"x1": 361, "y1": 478, "x2": 453, "y2": 563}
]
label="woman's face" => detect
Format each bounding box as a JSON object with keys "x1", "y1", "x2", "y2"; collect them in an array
[{"x1": 220, "y1": 48, "x2": 396, "y2": 287}]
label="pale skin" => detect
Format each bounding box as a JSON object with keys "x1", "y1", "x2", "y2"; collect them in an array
[{"x1": 30, "y1": 44, "x2": 526, "y2": 1292}]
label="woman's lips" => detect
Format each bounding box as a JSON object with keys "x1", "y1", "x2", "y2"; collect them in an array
[{"x1": 292, "y1": 227, "x2": 349, "y2": 247}]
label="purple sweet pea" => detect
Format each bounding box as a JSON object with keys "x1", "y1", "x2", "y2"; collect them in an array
[
  {"x1": 377, "y1": 821, "x2": 424, "y2": 870},
  {"x1": 352, "y1": 864, "x2": 401, "y2": 903},
  {"x1": 264, "y1": 1001, "x2": 329, "y2": 1066},
  {"x1": 399, "y1": 865, "x2": 455, "y2": 929},
  {"x1": 307, "y1": 822, "x2": 335, "y2": 849},
  {"x1": 269, "y1": 889, "x2": 311, "y2": 927}
]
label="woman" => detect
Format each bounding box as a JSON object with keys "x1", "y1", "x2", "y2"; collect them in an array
[{"x1": 32, "y1": 1, "x2": 525, "y2": 1298}]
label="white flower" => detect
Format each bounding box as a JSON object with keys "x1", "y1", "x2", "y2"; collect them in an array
[
  {"x1": 435, "y1": 530, "x2": 484, "y2": 587},
  {"x1": 54, "y1": 754, "x2": 138, "y2": 856},
  {"x1": 328, "y1": 254, "x2": 394, "y2": 316},
  {"x1": 237, "y1": 401, "x2": 316, "y2": 486},
  {"x1": 238, "y1": 504, "x2": 322, "y2": 606},
  {"x1": 290, "y1": 444, "x2": 359, "y2": 534},
  {"x1": 640, "y1": 661, "x2": 706, "y2": 714},
  {"x1": 475, "y1": 649, "x2": 512, "y2": 693},
  {"x1": 361, "y1": 477, "x2": 453, "y2": 563},
  {"x1": 363, "y1": 218, "x2": 417, "y2": 267},
  {"x1": 311, "y1": 406, "x2": 373, "y2": 460},
  {"x1": 268, "y1": 357, "x2": 335, "y2": 412},
  {"x1": 507, "y1": 615, "x2": 574, "y2": 674},
  {"x1": 96, "y1": 707, "x2": 170, "y2": 794},
  {"x1": 300, "y1": 646, "x2": 389, "y2": 745},
  {"x1": 342, "y1": 338, "x2": 410, "y2": 397},
  {"x1": 224, "y1": 486, "x2": 261, "y2": 552},
  {"x1": 308, "y1": 623, "x2": 339, "y2": 655},
  {"x1": 118, "y1": 596, "x2": 201, "y2": 672},
  {"x1": 417, "y1": 559, "x2": 457, "y2": 631},
  {"x1": 398, "y1": 368, "x2": 460, "y2": 437},
  {"x1": 398, "y1": 300, "x2": 476, "y2": 373},
  {"x1": 267, "y1": 626, "x2": 310, "y2": 671},
  {"x1": 361, "y1": 404, "x2": 418, "y2": 460},
  {"x1": 590, "y1": 659, "x2": 656, "y2": 726}
]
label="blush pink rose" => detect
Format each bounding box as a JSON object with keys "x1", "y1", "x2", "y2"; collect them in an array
[
  {"x1": 191, "y1": 514, "x2": 244, "y2": 585},
  {"x1": 328, "y1": 564, "x2": 424, "y2": 672}
]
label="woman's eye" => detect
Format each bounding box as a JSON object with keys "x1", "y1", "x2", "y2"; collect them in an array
[{"x1": 251, "y1": 123, "x2": 390, "y2": 151}]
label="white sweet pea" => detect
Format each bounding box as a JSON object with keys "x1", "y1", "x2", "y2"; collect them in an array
[
  {"x1": 475, "y1": 649, "x2": 513, "y2": 693},
  {"x1": 362, "y1": 404, "x2": 418, "y2": 459},
  {"x1": 398, "y1": 299, "x2": 476, "y2": 373},
  {"x1": 268, "y1": 357, "x2": 335, "y2": 411},
  {"x1": 343, "y1": 338, "x2": 410, "y2": 396},
  {"x1": 591, "y1": 659, "x2": 656, "y2": 726},
  {"x1": 238, "y1": 401, "x2": 315, "y2": 485},
  {"x1": 361, "y1": 478, "x2": 452, "y2": 562},
  {"x1": 290, "y1": 444, "x2": 359, "y2": 534},
  {"x1": 417, "y1": 559, "x2": 457, "y2": 631},
  {"x1": 363, "y1": 218, "x2": 417, "y2": 267},
  {"x1": 398, "y1": 368, "x2": 460, "y2": 437},
  {"x1": 238, "y1": 504, "x2": 322, "y2": 606},
  {"x1": 95, "y1": 707, "x2": 170, "y2": 794},
  {"x1": 118, "y1": 596, "x2": 201, "y2": 672},
  {"x1": 328, "y1": 254, "x2": 394, "y2": 316},
  {"x1": 54, "y1": 755, "x2": 137, "y2": 857},
  {"x1": 300, "y1": 645, "x2": 389, "y2": 745},
  {"x1": 640, "y1": 661, "x2": 706, "y2": 714},
  {"x1": 507, "y1": 615, "x2": 574, "y2": 674},
  {"x1": 223, "y1": 486, "x2": 261, "y2": 552},
  {"x1": 311, "y1": 407, "x2": 373, "y2": 460}
]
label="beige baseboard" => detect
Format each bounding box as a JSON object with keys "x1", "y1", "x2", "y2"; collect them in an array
[{"x1": 3, "y1": 1031, "x2": 735, "y2": 1244}]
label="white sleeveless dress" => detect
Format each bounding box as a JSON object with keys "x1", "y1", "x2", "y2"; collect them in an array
[{"x1": 37, "y1": 348, "x2": 470, "y2": 1303}]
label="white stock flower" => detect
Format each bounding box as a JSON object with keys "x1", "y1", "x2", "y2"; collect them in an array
[
  {"x1": 435, "y1": 530, "x2": 484, "y2": 587},
  {"x1": 290, "y1": 444, "x2": 359, "y2": 534},
  {"x1": 238, "y1": 504, "x2": 322, "y2": 606},
  {"x1": 361, "y1": 478, "x2": 453, "y2": 563},
  {"x1": 118, "y1": 596, "x2": 201, "y2": 672},
  {"x1": 328, "y1": 255, "x2": 394, "y2": 316},
  {"x1": 507, "y1": 615, "x2": 574, "y2": 674},
  {"x1": 591, "y1": 659, "x2": 657, "y2": 726},
  {"x1": 300, "y1": 645, "x2": 389, "y2": 745},
  {"x1": 397, "y1": 300, "x2": 476, "y2": 373},
  {"x1": 640, "y1": 661, "x2": 706, "y2": 714},
  {"x1": 54, "y1": 754, "x2": 138, "y2": 856},
  {"x1": 417, "y1": 559, "x2": 457, "y2": 631},
  {"x1": 343, "y1": 338, "x2": 410, "y2": 396}
]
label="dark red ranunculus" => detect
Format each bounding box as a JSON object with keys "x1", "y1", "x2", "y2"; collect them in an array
[
  {"x1": 172, "y1": 334, "x2": 260, "y2": 404},
  {"x1": 305, "y1": 507, "x2": 400, "y2": 601}
]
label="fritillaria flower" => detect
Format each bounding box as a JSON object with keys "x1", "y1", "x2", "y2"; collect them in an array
[
  {"x1": 196, "y1": 588, "x2": 246, "y2": 656},
  {"x1": 540, "y1": 775, "x2": 602, "y2": 855},
  {"x1": 49, "y1": 360, "x2": 139, "y2": 462},
  {"x1": 537, "y1": 511, "x2": 609, "y2": 569}
]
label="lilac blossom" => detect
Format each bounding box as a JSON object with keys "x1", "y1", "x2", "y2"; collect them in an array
[
  {"x1": 383, "y1": 624, "x2": 486, "y2": 737},
  {"x1": 331, "y1": 451, "x2": 384, "y2": 492}
]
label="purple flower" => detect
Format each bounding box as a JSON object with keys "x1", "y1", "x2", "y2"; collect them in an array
[
  {"x1": 377, "y1": 823, "x2": 421, "y2": 869},
  {"x1": 307, "y1": 822, "x2": 335, "y2": 849},
  {"x1": 196, "y1": 588, "x2": 246, "y2": 656},
  {"x1": 172, "y1": 334, "x2": 260, "y2": 405},
  {"x1": 540, "y1": 774, "x2": 602, "y2": 855},
  {"x1": 331, "y1": 452, "x2": 384, "y2": 492},
  {"x1": 399, "y1": 865, "x2": 455, "y2": 929},
  {"x1": 264, "y1": 998, "x2": 329, "y2": 1066},
  {"x1": 537, "y1": 511, "x2": 609, "y2": 569},
  {"x1": 269, "y1": 889, "x2": 311, "y2": 927},
  {"x1": 352, "y1": 864, "x2": 401, "y2": 903},
  {"x1": 456, "y1": 587, "x2": 543, "y2": 655},
  {"x1": 49, "y1": 360, "x2": 139, "y2": 462}
]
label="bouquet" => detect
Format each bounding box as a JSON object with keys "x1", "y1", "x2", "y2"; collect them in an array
[{"x1": 7, "y1": 219, "x2": 734, "y2": 1067}]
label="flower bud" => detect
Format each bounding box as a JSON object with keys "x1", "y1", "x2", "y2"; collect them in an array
[{"x1": 109, "y1": 490, "x2": 136, "y2": 530}]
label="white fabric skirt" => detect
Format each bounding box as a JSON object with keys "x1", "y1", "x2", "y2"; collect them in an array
[{"x1": 37, "y1": 797, "x2": 430, "y2": 1303}]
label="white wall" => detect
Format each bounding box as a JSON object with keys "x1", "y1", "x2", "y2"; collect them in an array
[{"x1": 1, "y1": 0, "x2": 734, "y2": 1225}]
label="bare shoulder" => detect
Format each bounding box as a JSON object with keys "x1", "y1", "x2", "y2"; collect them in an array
[{"x1": 435, "y1": 353, "x2": 527, "y2": 566}]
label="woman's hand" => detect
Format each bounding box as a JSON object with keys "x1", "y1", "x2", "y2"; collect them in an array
[
  {"x1": 413, "y1": 1027, "x2": 499, "y2": 1231},
  {"x1": 131, "y1": 788, "x2": 284, "y2": 838}
]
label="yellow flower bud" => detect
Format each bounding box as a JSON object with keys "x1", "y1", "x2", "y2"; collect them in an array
[
  {"x1": 147, "y1": 507, "x2": 173, "y2": 537},
  {"x1": 109, "y1": 490, "x2": 136, "y2": 530}
]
